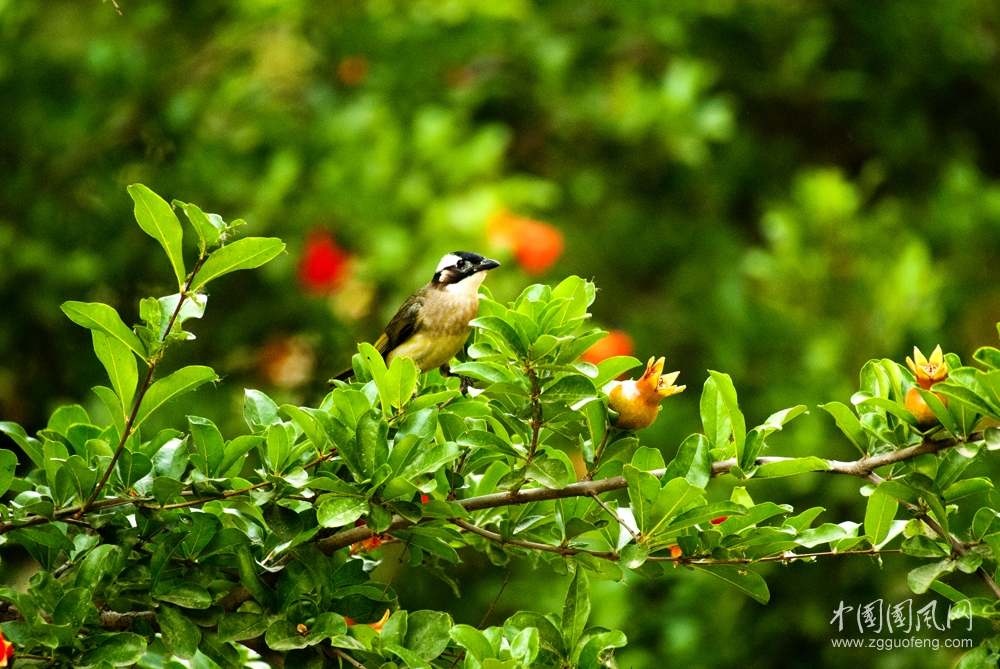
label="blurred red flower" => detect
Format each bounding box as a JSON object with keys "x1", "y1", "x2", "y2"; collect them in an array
[
  {"x1": 338, "y1": 56, "x2": 369, "y2": 85},
  {"x1": 0, "y1": 627, "x2": 12, "y2": 667},
  {"x1": 488, "y1": 208, "x2": 564, "y2": 276},
  {"x1": 298, "y1": 230, "x2": 351, "y2": 294},
  {"x1": 581, "y1": 330, "x2": 634, "y2": 365}
]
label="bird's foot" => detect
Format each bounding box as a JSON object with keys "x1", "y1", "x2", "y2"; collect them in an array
[{"x1": 439, "y1": 363, "x2": 475, "y2": 396}]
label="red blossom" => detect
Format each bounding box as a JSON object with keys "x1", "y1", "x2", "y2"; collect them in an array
[
  {"x1": 0, "y1": 627, "x2": 12, "y2": 667},
  {"x1": 710, "y1": 516, "x2": 728, "y2": 525},
  {"x1": 298, "y1": 230, "x2": 352, "y2": 294},
  {"x1": 488, "y1": 208, "x2": 564, "y2": 276},
  {"x1": 420, "y1": 494, "x2": 429, "y2": 503},
  {"x1": 581, "y1": 330, "x2": 634, "y2": 365}
]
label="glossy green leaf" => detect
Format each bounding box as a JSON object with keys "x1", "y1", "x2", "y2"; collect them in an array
[
  {"x1": 133, "y1": 366, "x2": 217, "y2": 430},
  {"x1": 819, "y1": 402, "x2": 867, "y2": 455},
  {"x1": 384, "y1": 355, "x2": 419, "y2": 412},
  {"x1": 707, "y1": 371, "x2": 745, "y2": 456},
  {"x1": 404, "y1": 609, "x2": 453, "y2": 661},
  {"x1": 61, "y1": 301, "x2": 147, "y2": 360},
  {"x1": 92, "y1": 331, "x2": 138, "y2": 411},
  {"x1": 864, "y1": 489, "x2": 898, "y2": 546},
  {"x1": 692, "y1": 565, "x2": 769, "y2": 604},
  {"x1": 79, "y1": 631, "x2": 147, "y2": 667},
  {"x1": 561, "y1": 568, "x2": 590, "y2": 652},
  {"x1": 191, "y1": 237, "x2": 285, "y2": 291},
  {"x1": 157, "y1": 605, "x2": 201, "y2": 659},
  {"x1": 0, "y1": 449, "x2": 17, "y2": 496},
  {"x1": 128, "y1": 183, "x2": 186, "y2": 288}
]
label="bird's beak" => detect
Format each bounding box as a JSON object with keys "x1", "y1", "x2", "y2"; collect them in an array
[{"x1": 477, "y1": 258, "x2": 501, "y2": 272}]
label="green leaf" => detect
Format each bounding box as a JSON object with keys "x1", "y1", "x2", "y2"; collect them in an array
[
  {"x1": 359, "y1": 342, "x2": 390, "y2": 416},
  {"x1": 128, "y1": 183, "x2": 186, "y2": 289},
  {"x1": 245, "y1": 389, "x2": 282, "y2": 431},
  {"x1": 52, "y1": 587, "x2": 90, "y2": 630},
  {"x1": 916, "y1": 387, "x2": 958, "y2": 436},
  {"x1": 593, "y1": 356, "x2": 642, "y2": 387},
  {"x1": 526, "y1": 457, "x2": 572, "y2": 489},
  {"x1": 155, "y1": 583, "x2": 212, "y2": 609},
  {"x1": 265, "y1": 423, "x2": 290, "y2": 473},
  {"x1": 700, "y1": 376, "x2": 732, "y2": 449},
  {"x1": 266, "y1": 620, "x2": 311, "y2": 651},
  {"x1": 754, "y1": 457, "x2": 831, "y2": 478},
  {"x1": 856, "y1": 396, "x2": 919, "y2": 426},
  {"x1": 157, "y1": 605, "x2": 201, "y2": 659},
  {"x1": 91, "y1": 331, "x2": 138, "y2": 411},
  {"x1": 61, "y1": 301, "x2": 147, "y2": 360},
  {"x1": 864, "y1": 489, "x2": 898, "y2": 546},
  {"x1": 577, "y1": 630, "x2": 627, "y2": 669},
  {"x1": 174, "y1": 200, "x2": 223, "y2": 252},
  {"x1": 384, "y1": 355, "x2": 419, "y2": 412},
  {"x1": 471, "y1": 316, "x2": 528, "y2": 357},
  {"x1": 646, "y1": 477, "x2": 699, "y2": 537},
  {"x1": 191, "y1": 237, "x2": 286, "y2": 291},
  {"x1": 79, "y1": 631, "x2": 147, "y2": 667},
  {"x1": 0, "y1": 449, "x2": 17, "y2": 496},
  {"x1": 693, "y1": 565, "x2": 770, "y2": 604},
  {"x1": 404, "y1": 609, "x2": 453, "y2": 661},
  {"x1": 0, "y1": 422, "x2": 44, "y2": 468},
  {"x1": 237, "y1": 546, "x2": 279, "y2": 612},
  {"x1": 663, "y1": 434, "x2": 711, "y2": 488},
  {"x1": 542, "y1": 375, "x2": 597, "y2": 402},
  {"x1": 133, "y1": 366, "x2": 217, "y2": 430},
  {"x1": 357, "y1": 409, "x2": 389, "y2": 478},
  {"x1": 218, "y1": 612, "x2": 269, "y2": 643},
  {"x1": 317, "y1": 496, "x2": 369, "y2": 528},
  {"x1": 624, "y1": 464, "x2": 659, "y2": 534},
  {"x1": 116, "y1": 449, "x2": 152, "y2": 489},
  {"x1": 908, "y1": 560, "x2": 956, "y2": 594},
  {"x1": 562, "y1": 569, "x2": 590, "y2": 650},
  {"x1": 707, "y1": 371, "x2": 745, "y2": 457},
  {"x1": 450, "y1": 624, "x2": 495, "y2": 662},
  {"x1": 199, "y1": 631, "x2": 243, "y2": 669},
  {"x1": 819, "y1": 402, "x2": 868, "y2": 455}
]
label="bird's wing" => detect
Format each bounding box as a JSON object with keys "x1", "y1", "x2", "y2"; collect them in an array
[{"x1": 376, "y1": 288, "x2": 426, "y2": 357}]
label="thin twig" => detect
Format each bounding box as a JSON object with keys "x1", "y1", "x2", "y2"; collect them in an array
[
  {"x1": 583, "y1": 426, "x2": 612, "y2": 481},
  {"x1": 589, "y1": 491, "x2": 639, "y2": 542},
  {"x1": 332, "y1": 647, "x2": 368, "y2": 669},
  {"x1": 82, "y1": 254, "x2": 207, "y2": 514},
  {"x1": 478, "y1": 568, "x2": 511, "y2": 628}
]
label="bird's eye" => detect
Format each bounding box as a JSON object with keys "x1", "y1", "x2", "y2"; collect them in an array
[{"x1": 458, "y1": 260, "x2": 469, "y2": 270}]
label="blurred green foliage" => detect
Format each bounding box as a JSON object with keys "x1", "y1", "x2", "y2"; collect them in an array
[{"x1": 2, "y1": 0, "x2": 1000, "y2": 666}]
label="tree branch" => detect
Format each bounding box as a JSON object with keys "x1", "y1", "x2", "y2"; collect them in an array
[{"x1": 82, "y1": 254, "x2": 207, "y2": 514}]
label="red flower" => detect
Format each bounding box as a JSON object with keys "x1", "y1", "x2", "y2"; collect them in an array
[
  {"x1": 668, "y1": 545, "x2": 682, "y2": 558},
  {"x1": 420, "y1": 495, "x2": 429, "y2": 504},
  {"x1": 298, "y1": 230, "x2": 352, "y2": 294},
  {"x1": 710, "y1": 516, "x2": 728, "y2": 525},
  {"x1": 488, "y1": 208, "x2": 564, "y2": 276},
  {"x1": 581, "y1": 330, "x2": 634, "y2": 365},
  {"x1": 338, "y1": 57, "x2": 369, "y2": 85},
  {"x1": 0, "y1": 627, "x2": 12, "y2": 667}
]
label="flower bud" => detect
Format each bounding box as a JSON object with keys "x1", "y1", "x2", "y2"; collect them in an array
[
  {"x1": 605, "y1": 357, "x2": 685, "y2": 431},
  {"x1": 904, "y1": 345, "x2": 949, "y2": 427}
]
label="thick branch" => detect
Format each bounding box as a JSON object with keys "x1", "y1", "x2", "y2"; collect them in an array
[{"x1": 316, "y1": 433, "x2": 972, "y2": 555}]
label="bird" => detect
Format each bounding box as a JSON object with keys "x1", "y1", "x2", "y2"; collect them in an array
[{"x1": 331, "y1": 251, "x2": 500, "y2": 383}]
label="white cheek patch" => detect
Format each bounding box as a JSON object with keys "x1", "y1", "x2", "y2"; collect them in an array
[
  {"x1": 445, "y1": 270, "x2": 487, "y2": 295},
  {"x1": 436, "y1": 253, "x2": 463, "y2": 273}
]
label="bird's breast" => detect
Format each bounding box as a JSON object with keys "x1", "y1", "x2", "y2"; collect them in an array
[{"x1": 386, "y1": 288, "x2": 480, "y2": 372}]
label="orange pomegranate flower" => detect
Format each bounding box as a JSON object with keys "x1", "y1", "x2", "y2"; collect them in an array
[
  {"x1": 344, "y1": 609, "x2": 390, "y2": 633},
  {"x1": 905, "y1": 345, "x2": 949, "y2": 428},
  {"x1": 906, "y1": 345, "x2": 948, "y2": 390},
  {"x1": 606, "y1": 357, "x2": 685, "y2": 431}
]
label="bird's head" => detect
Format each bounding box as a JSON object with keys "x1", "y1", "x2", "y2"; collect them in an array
[{"x1": 433, "y1": 251, "x2": 501, "y2": 292}]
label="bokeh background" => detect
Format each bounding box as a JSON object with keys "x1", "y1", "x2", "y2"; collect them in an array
[{"x1": 3, "y1": 1, "x2": 1000, "y2": 667}]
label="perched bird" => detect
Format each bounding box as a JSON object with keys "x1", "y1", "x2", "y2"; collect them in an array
[
  {"x1": 332, "y1": 251, "x2": 500, "y2": 382},
  {"x1": 605, "y1": 357, "x2": 685, "y2": 431}
]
